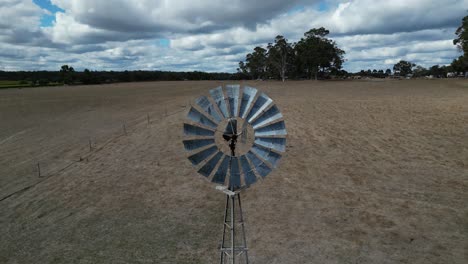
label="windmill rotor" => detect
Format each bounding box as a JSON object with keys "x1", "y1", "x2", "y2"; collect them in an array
[{"x1": 183, "y1": 84, "x2": 287, "y2": 191}]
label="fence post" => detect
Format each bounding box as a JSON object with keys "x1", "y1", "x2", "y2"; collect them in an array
[
  {"x1": 123, "y1": 124, "x2": 127, "y2": 135},
  {"x1": 37, "y1": 162, "x2": 41, "y2": 177},
  {"x1": 89, "y1": 138, "x2": 92, "y2": 151}
]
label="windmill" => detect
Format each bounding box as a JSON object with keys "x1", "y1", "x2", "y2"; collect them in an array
[{"x1": 183, "y1": 84, "x2": 287, "y2": 263}]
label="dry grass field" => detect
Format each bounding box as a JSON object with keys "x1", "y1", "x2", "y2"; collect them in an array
[{"x1": 1, "y1": 79, "x2": 467, "y2": 263}]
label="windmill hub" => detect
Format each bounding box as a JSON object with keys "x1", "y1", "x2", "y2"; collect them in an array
[{"x1": 215, "y1": 117, "x2": 254, "y2": 157}]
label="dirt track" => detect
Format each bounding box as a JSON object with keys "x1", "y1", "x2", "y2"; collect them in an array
[{"x1": 1, "y1": 79, "x2": 467, "y2": 263}]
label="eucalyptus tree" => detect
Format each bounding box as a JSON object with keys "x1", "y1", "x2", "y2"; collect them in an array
[
  {"x1": 266, "y1": 36, "x2": 294, "y2": 82},
  {"x1": 393, "y1": 60, "x2": 415, "y2": 76},
  {"x1": 294, "y1": 27, "x2": 345, "y2": 80},
  {"x1": 244, "y1": 46, "x2": 268, "y2": 80},
  {"x1": 452, "y1": 15, "x2": 468, "y2": 73},
  {"x1": 454, "y1": 15, "x2": 468, "y2": 54}
]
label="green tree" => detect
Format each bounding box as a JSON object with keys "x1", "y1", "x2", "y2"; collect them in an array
[
  {"x1": 452, "y1": 16, "x2": 468, "y2": 74},
  {"x1": 236, "y1": 61, "x2": 249, "y2": 79},
  {"x1": 454, "y1": 15, "x2": 468, "y2": 54},
  {"x1": 451, "y1": 56, "x2": 467, "y2": 73},
  {"x1": 82, "y1": 68, "x2": 91, "y2": 84},
  {"x1": 237, "y1": 61, "x2": 247, "y2": 74},
  {"x1": 294, "y1": 27, "x2": 345, "y2": 80},
  {"x1": 385, "y1": 69, "x2": 392, "y2": 75},
  {"x1": 378, "y1": 69, "x2": 384, "y2": 76},
  {"x1": 60, "y1": 65, "x2": 75, "y2": 84},
  {"x1": 428, "y1": 65, "x2": 452, "y2": 78},
  {"x1": 393, "y1": 60, "x2": 415, "y2": 76},
  {"x1": 412, "y1": 65, "x2": 428, "y2": 77},
  {"x1": 244, "y1": 47, "x2": 268, "y2": 80}
]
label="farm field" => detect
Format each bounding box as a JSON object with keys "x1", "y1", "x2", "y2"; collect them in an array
[
  {"x1": 0, "y1": 81, "x2": 29, "y2": 89},
  {"x1": 0, "y1": 80, "x2": 62, "y2": 89},
  {"x1": 1, "y1": 79, "x2": 467, "y2": 263}
]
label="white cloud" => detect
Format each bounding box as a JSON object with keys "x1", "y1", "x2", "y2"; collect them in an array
[
  {"x1": 0, "y1": 0, "x2": 43, "y2": 30},
  {"x1": 0, "y1": 0, "x2": 466, "y2": 72},
  {"x1": 49, "y1": 0, "x2": 311, "y2": 34},
  {"x1": 320, "y1": 0, "x2": 468, "y2": 34},
  {"x1": 0, "y1": 0, "x2": 48, "y2": 45}
]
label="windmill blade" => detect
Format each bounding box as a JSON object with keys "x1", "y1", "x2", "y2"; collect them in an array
[
  {"x1": 211, "y1": 155, "x2": 230, "y2": 184},
  {"x1": 251, "y1": 144, "x2": 282, "y2": 168},
  {"x1": 195, "y1": 95, "x2": 223, "y2": 123},
  {"x1": 245, "y1": 151, "x2": 272, "y2": 178},
  {"x1": 239, "y1": 86, "x2": 258, "y2": 119},
  {"x1": 246, "y1": 93, "x2": 273, "y2": 123},
  {"x1": 239, "y1": 155, "x2": 257, "y2": 185},
  {"x1": 240, "y1": 119, "x2": 248, "y2": 144},
  {"x1": 254, "y1": 121, "x2": 287, "y2": 137},
  {"x1": 209, "y1": 86, "x2": 229, "y2": 118},
  {"x1": 187, "y1": 145, "x2": 218, "y2": 165},
  {"x1": 183, "y1": 138, "x2": 215, "y2": 151},
  {"x1": 225, "y1": 85, "x2": 240, "y2": 117},
  {"x1": 198, "y1": 151, "x2": 223, "y2": 177},
  {"x1": 254, "y1": 137, "x2": 286, "y2": 152},
  {"x1": 187, "y1": 107, "x2": 217, "y2": 129},
  {"x1": 251, "y1": 105, "x2": 283, "y2": 129},
  {"x1": 183, "y1": 123, "x2": 215, "y2": 137}
]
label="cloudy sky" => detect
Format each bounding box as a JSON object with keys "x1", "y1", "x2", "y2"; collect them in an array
[{"x1": 0, "y1": 0, "x2": 466, "y2": 72}]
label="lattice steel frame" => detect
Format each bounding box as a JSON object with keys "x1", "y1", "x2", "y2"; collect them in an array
[{"x1": 219, "y1": 192, "x2": 249, "y2": 264}]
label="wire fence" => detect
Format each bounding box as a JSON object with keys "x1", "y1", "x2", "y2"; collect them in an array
[{"x1": 0, "y1": 104, "x2": 189, "y2": 202}]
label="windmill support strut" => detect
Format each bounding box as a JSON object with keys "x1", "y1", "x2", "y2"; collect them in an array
[{"x1": 219, "y1": 192, "x2": 249, "y2": 264}]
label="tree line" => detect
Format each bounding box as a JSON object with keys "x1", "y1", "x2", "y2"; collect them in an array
[
  {"x1": 0, "y1": 67, "x2": 241, "y2": 87},
  {"x1": 354, "y1": 61, "x2": 461, "y2": 79},
  {"x1": 237, "y1": 27, "x2": 346, "y2": 81}
]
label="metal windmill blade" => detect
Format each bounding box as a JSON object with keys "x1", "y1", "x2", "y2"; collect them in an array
[
  {"x1": 225, "y1": 84, "x2": 240, "y2": 117},
  {"x1": 240, "y1": 118, "x2": 248, "y2": 144}
]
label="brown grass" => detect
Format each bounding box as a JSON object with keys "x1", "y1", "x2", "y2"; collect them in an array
[{"x1": 1, "y1": 79, "x2": 467, "y2": 263}]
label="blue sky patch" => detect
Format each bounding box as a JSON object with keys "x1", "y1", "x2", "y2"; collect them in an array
[
  {"x1": 157, "y1": 39, "x2": 171, "y2": 47},
  {"x1": 33, "y1": 0, "x2": 64, "y2": 27},
  {"x1": 317, "y1": 1, "x2": 330, "y2": 12},
  {"x1": 288, "y1": 1, "x2": 329, "y2": 15},
  {"x1": 288, "y1": 5, "x2": 305, "y2": 14}
]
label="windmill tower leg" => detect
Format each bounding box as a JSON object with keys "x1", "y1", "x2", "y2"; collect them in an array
[
  {"x1": 237, "y1": 194, "x2": 249, "y2": 263},
  {"x1": 219, "y1": 193, "x2": 249, "y2": 264},
  {"x1": 231, "y1": 194, "x2": 236, "y2": 264},
  {"x1": 220, "y1": 195, "x2": 229, "y2": 263}
]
